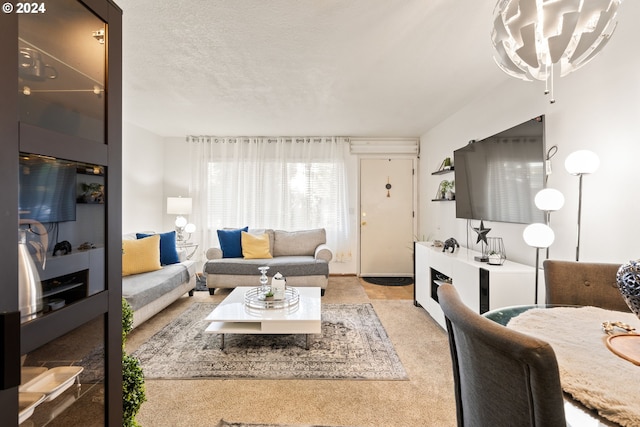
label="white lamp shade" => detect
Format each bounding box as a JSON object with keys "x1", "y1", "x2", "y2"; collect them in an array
[
  {"x1": 523, "y1": 223, "x2": 555, "y2": 248},
  {"x1": 184, "y1": 223, "x2": 196, "y2": 233},
  {"x1": 174, "y1": 216, "x2": 188, "y2": 227},
  {"x1": 565, "y1": 150, "x2": 600, "y2": 175},
  {"x1": 534, "y1": 188, "x2": 565, "y2": 212},
  {"x1": 167, "y1": 197, "x2": 192, "y2": 215}
]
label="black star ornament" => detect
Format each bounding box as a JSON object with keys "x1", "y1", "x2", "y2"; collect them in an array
[{"x1": 473, "y1": 220, "x2": 491, "y2": 244}]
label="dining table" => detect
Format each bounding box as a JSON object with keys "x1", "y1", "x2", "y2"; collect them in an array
[{"x1": 483, "y1": 304, "x2": 640, "y2": 427}]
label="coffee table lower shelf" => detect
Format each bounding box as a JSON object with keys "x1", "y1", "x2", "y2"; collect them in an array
[{"x1": 205, "y1": 321, "x2": 319, "y2": 350}]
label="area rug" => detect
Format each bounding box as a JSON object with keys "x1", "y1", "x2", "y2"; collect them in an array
[
  {"x1": 362, "y1": 276, "x2": 413, "y2": 286},
  {"x1": 132, "y1": 302, "x2": 408, "y2": 380}
]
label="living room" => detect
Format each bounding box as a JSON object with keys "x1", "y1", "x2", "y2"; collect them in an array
[
  {"x1": 6, "y1": 0, "x2": 639, "y2": 426},
  {"x1": 117, "y1": 2, "x2": 640, "y2": 425}
]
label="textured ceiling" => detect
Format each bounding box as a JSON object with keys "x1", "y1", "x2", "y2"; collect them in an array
[{"x1": 118, "y1": 0, "x2": 509, "y2": 137}]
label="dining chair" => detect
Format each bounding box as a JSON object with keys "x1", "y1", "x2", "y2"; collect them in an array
[
  {"x1": 437, "y1": 283, "x2": 566, "y2": 427},
  {"x1": 543, "y1": 260, "x2": 630, "y2": 312}
]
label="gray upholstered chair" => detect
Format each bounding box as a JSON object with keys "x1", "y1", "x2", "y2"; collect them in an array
[
  {"x1": 437, "y1": 283, "x2": 566, "y2": 427},
  {"x1": 543, "y1": 260, "x2": 630, "y2": 312}
]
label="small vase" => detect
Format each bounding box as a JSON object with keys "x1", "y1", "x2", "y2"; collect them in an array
[{"x1": 616, "y1": 260, "x2": 640, "y2": 320}]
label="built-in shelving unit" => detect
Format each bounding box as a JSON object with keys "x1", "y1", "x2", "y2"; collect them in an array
[{"x1": 1, "y1": 0, "x2": 122, "y2": 424}]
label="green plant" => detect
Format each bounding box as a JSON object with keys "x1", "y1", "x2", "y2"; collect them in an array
[
  {"x1": 265, "y1": 290, "x2": 274, "y2": 297},
  {"x1": 122, "y1": 298, "x2": 146, "y2": 427}
]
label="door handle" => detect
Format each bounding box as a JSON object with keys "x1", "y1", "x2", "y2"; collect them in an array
[
  {"x1": 0, "y1": 311, "x2": 20, "y2": 390},
  {"x1": 361, "y1": 221, "x2": 367, "y2": 226}
]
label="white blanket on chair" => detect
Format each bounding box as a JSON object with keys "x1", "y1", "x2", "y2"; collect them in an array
[{"x1": 507, "y1": 306, "x2": 640, "y2": 427}]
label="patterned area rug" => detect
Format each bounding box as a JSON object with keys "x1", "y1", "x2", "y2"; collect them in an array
[{"x1": 132, "y1": 302, "x2": 408, "y2": 380}]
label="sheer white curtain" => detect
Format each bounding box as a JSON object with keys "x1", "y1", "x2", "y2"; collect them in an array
[{"x1": 188, "y1": 136, "x2": 351, "y2": 262}]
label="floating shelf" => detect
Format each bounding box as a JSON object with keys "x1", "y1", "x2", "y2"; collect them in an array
[{"x1": 432, "y1": 167, "x2": 454, "y2": 175}]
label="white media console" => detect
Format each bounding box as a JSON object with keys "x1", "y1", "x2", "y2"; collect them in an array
[{"x1": 414, "y1": 242, "x2": 541, "y2": 329}]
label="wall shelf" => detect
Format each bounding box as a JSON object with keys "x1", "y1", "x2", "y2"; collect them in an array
[{"x1": 431, "y1": 167, "x2": 454, "y2": 175}]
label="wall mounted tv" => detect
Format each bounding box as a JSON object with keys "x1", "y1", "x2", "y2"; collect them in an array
[
  {"x1": 454, "y1": 116, "x2": 545, "y2": 224},
  {"x1": 19, "y1": 153, "x2": 77, "y2": 223}
]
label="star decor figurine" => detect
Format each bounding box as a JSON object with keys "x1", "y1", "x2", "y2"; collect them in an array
[{"x1": 473, "y1": 220, "x2": 491, "y2": 244}]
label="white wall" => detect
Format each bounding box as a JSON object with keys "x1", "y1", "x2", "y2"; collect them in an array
[
  {"x1": 419, "y1": 1, "x2": 640, "y2": 267},
  {"x1": 122, "y1": 121, "x2": 165, "y2": 234}
]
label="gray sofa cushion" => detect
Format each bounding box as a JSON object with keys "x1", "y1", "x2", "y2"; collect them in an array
[
  {"x1": 122, "y1": 261, "x2": 195, "y2": 311},
  {"x1": 273, "y1": 228, "x2": 326, "y2": 257},
  {"x1": 204, "y1": 256, "x2": 328, "y2": 277}
]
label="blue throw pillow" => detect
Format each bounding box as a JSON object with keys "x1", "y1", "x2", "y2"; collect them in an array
[
  {"x1": 136, "y1": 231, "x2": 180, "y2": 265},
  {"x1": 217, "y1": 227, "x2": 248, "y2": 258}
]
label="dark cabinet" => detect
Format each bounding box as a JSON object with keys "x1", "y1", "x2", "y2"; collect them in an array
[{"x1": 1, "y1": 0, "x2": 122, "y2": 425}]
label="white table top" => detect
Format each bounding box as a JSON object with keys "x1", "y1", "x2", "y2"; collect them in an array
[{"x1": 205, "y1": 286, "x2": 321, "y2": 323}]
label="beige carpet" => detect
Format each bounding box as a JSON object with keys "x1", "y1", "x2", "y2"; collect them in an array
[{"x1": 126, "y1": 276, "x2": 457, "y2": 427}]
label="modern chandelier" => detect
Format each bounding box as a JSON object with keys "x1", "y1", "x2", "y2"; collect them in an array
[{"x1": 491, "y1": 0, "x2": 623, "y2": 102}]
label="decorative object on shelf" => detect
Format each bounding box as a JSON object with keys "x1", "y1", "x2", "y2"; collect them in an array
[
  {"x1": 385, "y1": 176, "x2": 392, "y2": 198},
  {"x1": 258, "y1": 265, "x2": 270, "y2": 293},
  {"x1": 436, "y1": 180, "x2": 455, "y2": 200},
  {"x1": 616, "y1": 260, "x2": 640, "y2": 320},
  {"x1": 52, "y1": 240, "x2": 72, "y2": 256},
  {"x1": 442, "y1": 237, "x2": 459, "y2": 253},
  {"x1": 486, "y1": 237, "x2": 506, "y2": 265},
  {"x1": 472, "y1": 220, "x2": 491, "y2": 262},
  {"x1": 523, "y1": 223, "x2": 555, "y2": 304},
  {"x1": 491, "y1": 0, "x2": 623, "y2": 103},
  {"x1": 271, "y1": 272, "x2": 286, "y2": 300},
  {"x1": 437, "y1": 157, "x2": 453, "y2": 172},
  {"x1": 79, "y1": 182, "x2": 104, "y2": 203},
  {"x1": 565, "y1": 150, "x2": 600, "y2": 261},
  {"x1": 166, "y1": 196, "x2": 196, "y2": 243}
]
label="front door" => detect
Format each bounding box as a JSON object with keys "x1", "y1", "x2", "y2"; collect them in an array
[{"x1": 359, "y1": 158, "x2": 415, "y2": 276}]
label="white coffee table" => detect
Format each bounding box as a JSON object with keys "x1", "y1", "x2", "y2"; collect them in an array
[{"x1": 205, "y1": 286, "x2": 321, "y2": 350}]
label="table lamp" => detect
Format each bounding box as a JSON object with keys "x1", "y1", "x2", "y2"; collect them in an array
[{"x1": 167, "y1": 197, "x2": 195, "y2": 243}]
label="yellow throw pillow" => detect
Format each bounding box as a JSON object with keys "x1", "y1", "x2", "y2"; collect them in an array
[
  {"x1": 122, "y1": 234, "x2": 162, "y2": 276},
  {"x1": 241, "y1": 231, "x2": 272, "y2": 259}
]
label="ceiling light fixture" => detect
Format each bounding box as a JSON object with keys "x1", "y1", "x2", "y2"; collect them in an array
[{"x1": 491, "y1": 0, "x2": 623, "y2": 103}]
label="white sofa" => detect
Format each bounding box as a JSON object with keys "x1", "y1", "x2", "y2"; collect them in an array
[{"x1": 203, "y1": 228, "x2": 332, "y2": 296}]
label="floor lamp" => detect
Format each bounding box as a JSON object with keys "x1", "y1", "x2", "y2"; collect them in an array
[
  {"x1": 565, "y1": 150, "x2": 600, "y2": 261},
  {"x1": 523, "y1": 223, "x2": 555, "y2": 304},
  {"x1": 534, "y1": 188, "x2": 564, "y2": 259}
]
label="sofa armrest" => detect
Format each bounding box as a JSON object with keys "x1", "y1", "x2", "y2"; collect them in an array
[
  {"x1": 315, "y1": 244, "x2": 333, "y2": 262},
  {"x1": 206, "y1": 247, "x2": 223, "y2": 260}
]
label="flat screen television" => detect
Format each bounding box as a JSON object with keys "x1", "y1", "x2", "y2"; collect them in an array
[
  {"x1": 19, "y1": 154, "x2": 77, "y2": 223},
  {"x1": 454, "y1": 116, "x2": 545, "y2": 224}
]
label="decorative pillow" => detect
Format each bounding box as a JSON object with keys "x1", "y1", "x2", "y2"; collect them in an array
[
  {"x1": 122, "y1": 234, "x2": 162, "y2": 276},
  {"x1": 217, "y1": 227, "x2": 248, "y2": 258},
  {"x1": 241, "y1": 231, "x2": 272, "y2": 259},
  {"x1": 136, "y1": 231, "x2": 180, "y2": 265}
]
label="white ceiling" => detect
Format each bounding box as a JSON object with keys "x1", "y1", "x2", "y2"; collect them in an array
[{"x1": 118, "y1": 0, "x2": 510, "y2": 138}]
